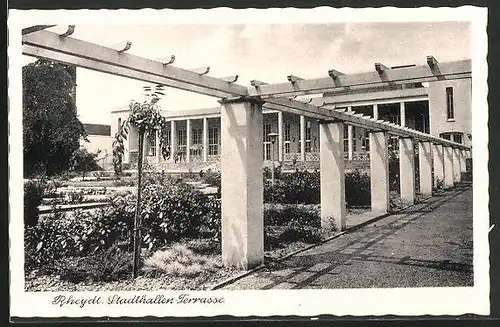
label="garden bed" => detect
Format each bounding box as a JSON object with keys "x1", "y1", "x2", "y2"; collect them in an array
[{"x1": 25, "y1": 240, "x2": 240, "y2": 291}]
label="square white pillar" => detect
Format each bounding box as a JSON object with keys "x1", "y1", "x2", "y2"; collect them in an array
[
  {"x1": 186, "y1": 119, "x2": 191, "y2": 163},
  {"x1": 220, "y1": 97, "x2": 264, "y2": 270},
  {"x1": 460, "y1": 149, "x2": 467, "y2": 173},
  {"x1": 320, "y1": 121, "x2": 346, "y2": 231},
  {"x1": 300, "y1": 115, "x2": 306, "y2": 161},
  {"x1": 369, "y1": 131, "x2": 390, "y2": 213},
  {"x1": 373, "y1": 103, "x2": 379, "y2": 120},
  {"x1": 418, "y1": 141, "x2": 433, "y2": 197},
  {"x1": 433, "y1": 143, "x2": 445, "y2": 189},
  {"x1": 278, "y1": 111, "x2": 284, "y2": 162},
  {"x1": 443, "y1": 146, "x2": 454, "y2": 188},
  {"x1": 170, "y1": 120, "x2": 177, "y2": 161},
  {"x1": 452, "y1": 147, "x2": 461, "y2": 183},
  {"x1": 399, "y1": 137, "x2": 415, "y2": 205},
  {"x1": 203, "y1": 117, "x2": 208, "y2": 162}
]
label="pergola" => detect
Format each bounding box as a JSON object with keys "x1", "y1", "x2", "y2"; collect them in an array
[{"x1": 22, "y1": 25, "x2": 472, "y2": 270}]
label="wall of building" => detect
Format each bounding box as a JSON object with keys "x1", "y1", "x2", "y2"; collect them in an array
[
  {"x1": 428, "y1": 79, "x2": 472, "y2": 147},
  {"x1": 111, "y1": 108, "x2": 139, "y2": 164}
]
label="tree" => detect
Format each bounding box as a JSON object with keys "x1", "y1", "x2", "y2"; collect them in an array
[
  {"x1": 113, "y1": 84, "x2": 169, "y2": 278},
  {"x1": 69, "y1": 148, "x2": 101, "y2": 180},
  {"x1": 23, "y1": 59, "x2": 87, "y2": 177}
]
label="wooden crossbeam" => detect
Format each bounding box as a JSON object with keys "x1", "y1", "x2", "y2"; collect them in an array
[
  {"x1": 21, "y1": 30, "x2": 469, "y2": 150},
  {"x1": 287, "y1": 75, "x2": 303, "y2": 83},
  {"x1": 427, "y1": 55, "x2": 438, "y2": 68},
  {"x1": 328, "y1": 69, "x2": 344, "y2": 79},
  {"x1": 375, "y1": 62, "x2": 390, "y2": 74},
  {"x1": 158, "y1": 55, "x2": 176, "y2": 65},
  {"x1": 22, "y1": 44, "x2": 234, "y2": 98},
  {"x1": 22, "y1": 30, "x2": 247, "y2": 98},
  {"x1": 191, "y1": 66, "x2": 210, "y2": 75},
  {"x1": 58, "y1": 25, "x2": 75, "y2": 38},
  {"x1": 248, "y1": 59, "x2": 471, "y2": 98},
  {"x1": 264, "y1": 97, "x2": 468, "y2": 149},
  {"x1": 109, "y1": 41, "x2": 132, "y2": 53},
  {"x1": 220, "y1": 75, "x2": 239, "y2": 83},
  {"x1": 22, "y1": 25, "x2": 57, "y2": 35},
  {"x1": 250, "y1": 80, "x2": 268, "y2": 87}
]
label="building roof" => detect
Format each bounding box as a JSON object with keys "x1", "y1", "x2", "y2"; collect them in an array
[{"x1": 83, "y1": 123, "x2": 111, "y2": 136}]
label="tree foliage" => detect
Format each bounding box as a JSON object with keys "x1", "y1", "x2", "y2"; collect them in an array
[
  {"x1": 69, "y1": 148, "x2": 100, "y2": 179},
  {"x1": 23, "y1": 59, "x2": 86, "y2": 177}
]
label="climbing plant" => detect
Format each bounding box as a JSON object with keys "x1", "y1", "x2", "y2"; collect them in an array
[{"x1": 113, "y1": 84, "x2": 171, "y2": 278}]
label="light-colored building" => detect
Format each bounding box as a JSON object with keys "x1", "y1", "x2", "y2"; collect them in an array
[
  {"x1": 80, "y1": 123, "x2": 113, "y2": 170},
  {"x1": 108, "y1": 75, "x2": 471, "y2": 172}
]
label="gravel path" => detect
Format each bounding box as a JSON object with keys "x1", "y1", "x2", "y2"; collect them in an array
[{"x1": 222, "y1": 184, "x2": 473, "y2": 290}]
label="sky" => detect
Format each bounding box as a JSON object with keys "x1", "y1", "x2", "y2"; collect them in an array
[{"x1": 22, "y1": 22, "x2": 471, "y2": 125}]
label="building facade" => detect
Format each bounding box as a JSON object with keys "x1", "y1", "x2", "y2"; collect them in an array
[{"x1": 107, "y1": 77, "x2": 471, "y2": 171}]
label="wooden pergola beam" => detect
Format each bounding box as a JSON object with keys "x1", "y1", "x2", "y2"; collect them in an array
[
  {"x1": 22, "y1": 30, "x2": 469, "y2": 150},
  {"x1": 22, "y1": 44, "x2": 235, "y2": 98},
  {"x1": 21, "y1": 25, "x2": 57, "y2": 35},
  {"x1": 247, "y1": 59, "x2": 471, "y2": 97},
  {"x1": 22, "y1": 30, "x2": 248, "y2": 98},
  {"x1": 264, "y1": 97, "x2": 468, "y2": 149},
  {"x1": 375, "y1": 62, "x2": 390, "y2": 74}
]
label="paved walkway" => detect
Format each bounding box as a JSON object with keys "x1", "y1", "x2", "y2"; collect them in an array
[{"x1": 223, "y1": 184, "x2": 473, "y2": 289}]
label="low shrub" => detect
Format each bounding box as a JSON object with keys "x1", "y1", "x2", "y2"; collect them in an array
[
  {"x1": 264, "y1": 169, "x2": 320, "y2": 204},
  {"x1": 345, "y1": 169, "x2": 371, "y2": 207},
  {"x1": 201, "y1": 169, "x2": 221, "y2": 190},
  {"x1": 264, "y1": 204, "x2": 320, "y2": 227},
  {"x1": 139, "y1": 183, "x2": 220, "y2": 250},
  {"x1": 55, "y1": 246, "x2": 133, "y2": 283},
  {"x1": 142, "y1": 244, "x2": 221, "y2": 277},
  {"x1": 24, "y1": 179, "x2": 46, "y2": 227},
  {"x1": 24, "y1": 195, "x2": 135, "y2": 272},
  {"x1": 264, "y1": 204, "x2": 325, "y2": 245},
  {"x1": 278, "y1": 224, "x2": 323, "y2": 244}
]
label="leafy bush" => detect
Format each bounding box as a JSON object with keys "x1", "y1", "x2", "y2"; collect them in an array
[
  {"x1": 69, "y1": 148, "x2": 101, "y2": 179},
  {"x1": 24, "y1": 195, "x2": 135, "y2": 272},
  {"x1": 24, "y1": 179, "x2": 46, "y2": 227},
  {"x1": 345, "y1": 169, "x2": 371, "y2": 207},
  {"x1": 278, "y1": 224, "x2": 323, "y2": 244},
  {"x1": 201, "y1": 169, "x2": 221, "y2": 190},
  {"x1": 264, "y1": 169, "x2": 320, "y2": 204},
  {"x1": 142, "y1": 244, "x2": 221, "y2": 277},
  {"x1": 55, "y1": 246, "x2": 133, "y2": 283},
  {"x1": 264, "y1": 204, "x2": 320, "y2": 227},
  {"x1": 139, "y1": 182, "x2": 220, "y2": 250},
  {"x1": 263, "y1": 169, "x2": 371, "y2": 208},
  {"x1": 264, "y1": 204, "x2": 325, "y2": 245}
]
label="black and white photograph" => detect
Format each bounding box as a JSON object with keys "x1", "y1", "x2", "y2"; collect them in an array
[{"x1": 8, "y1": 6, "x2": 489, "y2": 318}]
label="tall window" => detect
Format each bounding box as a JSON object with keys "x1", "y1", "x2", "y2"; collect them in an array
[
  {"x1": 192, "y1": 128, "x2": 202, "y2": 156},
  {"x1": 305, "y1": 121, "x2": 312, "y2": 153},
  {"x1": 263, "y1": 124, "x2": 271, "y2": 142},
  {"x1": 208, "y1": 126, "x2": 219, "y2": 156},
  {"x1": 263, "y1": 124, "x2": 271, "y2": 160},
  {"x1": 446, "y1": 87, "x2": 455, "y2": 120},
  {"x1": 284, "y1": 123, "x2": 291, "y2": 154},
  {"x1": 177, "y1": 129, "x2": 187, "y2": 154},
  {"x1": 343, "y1": 125, "x2": 349, "y2": 153}
]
